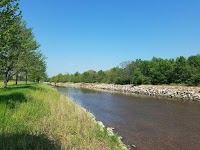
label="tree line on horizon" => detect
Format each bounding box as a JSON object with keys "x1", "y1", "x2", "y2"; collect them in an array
[
  {"x1": 0, "y1": 0, "x2": 47, "y2": 88},
  {"x1": 48, "y1": 54, "x2": 200, "y2": 86}
]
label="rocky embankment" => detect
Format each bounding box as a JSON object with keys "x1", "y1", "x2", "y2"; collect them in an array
[{"x1": 49, "y1": 82, "x2": 200, "y2": 101}]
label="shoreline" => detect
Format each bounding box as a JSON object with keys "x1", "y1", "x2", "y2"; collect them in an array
[
  {"x1": 47, "y1": 82, "x2": 200, "y2": 101},
  {"x1": 52, "y1": 83, "x2": 130, "y2": 149},
  {"x1": 0, "y1": 83, "x2": 129, "y2": 150}
]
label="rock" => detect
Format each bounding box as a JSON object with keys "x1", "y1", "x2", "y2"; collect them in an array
[
  {"x1": 132, "y1": 144, "x2": 137, "y2": 148},
  {"x1": 97, "y1": 121, "x2": 104, "y2": 127},
  {"x1": 52, "y1": 82, "x2": 200, "y2": 102},
  {"x1": 107, "y1": 127, "x2": 114, "y2": 136},
  {"x1": 121, "y1": 146, "x2": 129, "y2": 150},
  {"x1": 110, "y1": 127, "x2": 115, "y2": 130},
  {"x1": 97, "y1": 121, "x2": 105, "y2": 131}
]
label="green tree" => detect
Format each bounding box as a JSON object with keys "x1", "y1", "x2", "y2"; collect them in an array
[
  {"x1": 106, "y1": 67, "x2": 125, "y2": 84},
  {"x1": 14, "y1": 22, "x2": 40, "y2": 85},
  {"x1": 97, "y1": 70, "x2": 106, "y2": 83},
  {"x1": 62, "y1": 73, "x2": 71, "y2": 82},
  {"x1": 172, "y1": 56, "x2": 191, "y2": 84},
  {"x1": 29, "y1": 52, "x2": 47, "y2": 83},
  {"x1": 148, "y1": 58, "x2": 173, "y2": 84},
  {"x1": 132, "y1": 68, "x2": 145, "y2": 85},
  {"x1": 187, "y1": 54, "x2": 200, "y2": 85},
  {"x1": 81, "y1": 70, "x2": 97, "y2": 83},
  {"x1": 72, "y1": 72, "x2": 81, "y2": 83},
  {"x1": 50, "y1": 54, "x2": 199, "y2": 86},
  {"x1": 0, "y1": 0, "x2": 22, "y2": 88}
]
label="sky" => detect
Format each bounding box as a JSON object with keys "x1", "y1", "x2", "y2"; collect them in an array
[{"x1": 20, "y1": 0, "x2": 200, "y2": 77}]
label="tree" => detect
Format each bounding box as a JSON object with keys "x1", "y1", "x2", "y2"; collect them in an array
[
  {"x1": 0, "y1": 0, "x2": 22, "y2": 88},
  {"x1": 97, "y1": 70, "x2": 106, "y2": 83},
  {"x1": 81, "y1": 70, "x2": 97, "y2": 83},
  {"x1": 0, "y1": 1, "x2": 46, "y2": 87},
  {"x1": 50, "y1": 54, "x2": 200, "y2": 86},
  {"x1": 71, "y1": 72, "x2": 81, "y2": 83},
  {"x1": 132, "y1": 68, "x2": 145, "y2": 85},
  {"x1": 187, "y1": 54, "x2": 200, "y2": 85},
  {"x1": 13, "y1": 21, "x2": 40, "y2": 85},
  {"x1": 148, "y1": 58, "x2": 170, "y2": 84},
  {"x1": 29, "y1": 52, "x2": 47, "y2": 83},
  {"x1": 64, "y1": 74, "x2": 71, "y2": 82},
  {"x1": 172, "y1": 56, "x2": 191, "y2": 84},
  {"x1": 106, "y1": 67, "x2": 125, "y2": 84}
]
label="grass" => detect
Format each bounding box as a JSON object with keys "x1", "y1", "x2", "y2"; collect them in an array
[{"x1": 0, "y1": 82, "x2": 127, "y2": 150}]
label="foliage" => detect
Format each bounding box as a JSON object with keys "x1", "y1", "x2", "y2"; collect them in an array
[
  {"x1": 49, "y1": 54, "x2": 200, "y2": 86},
  {"x1": 0, "y1": 0, "x2": 47, "y2": 88}
]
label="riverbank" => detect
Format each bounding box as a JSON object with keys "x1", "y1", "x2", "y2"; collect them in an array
[
  {"x1": 0, "y1": 83, "x2": 128, "y2": 150},
  {"x1": 49, "y1": 82, "x2": 200, "y2": 101}
]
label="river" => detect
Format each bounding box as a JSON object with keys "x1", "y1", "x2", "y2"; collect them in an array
[{"x1": 56, "y1": 87, "x2": 200, "y2": 150}]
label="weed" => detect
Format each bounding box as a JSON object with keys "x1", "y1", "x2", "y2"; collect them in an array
[{"x1": 0, "y1": 83, "x2": 127, "y2": 149}]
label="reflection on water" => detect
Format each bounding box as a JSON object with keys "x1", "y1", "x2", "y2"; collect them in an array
[{"x1": 56, "y1": 87, "x2": 200, "y2": 150}]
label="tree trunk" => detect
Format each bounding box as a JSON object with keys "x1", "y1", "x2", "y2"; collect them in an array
[
  {"x1": 25, "y1": 71, "x2": 28, "y2": 85},
  {"x1": 16, "y1": 74, "x2": 18, "y2": 85},
  {"x1": 4, "y1": 73, "x2": 8, "y2": 88}
]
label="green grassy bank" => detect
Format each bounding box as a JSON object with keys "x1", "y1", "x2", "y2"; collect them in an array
[{"x1": 0, "y1": 83, "x2": 127, "y2": 150}]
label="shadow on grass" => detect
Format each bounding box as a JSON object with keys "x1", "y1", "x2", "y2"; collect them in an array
[
  {"x1": 0, "y1": 133, "x2": 61, "y2": 150},
  {"x1": 0, "y1": 84, "x2": 48, "y2": 109},
  {"x1": 0, "y1": 86, "x2": 31, "y2": 93},
  {"x1": 5, "y1": 84, "x2": 47, "y2": 92},
  {"x1": 0, "y1": 92, "x2": 27, "y2": 109},
  {"x1": 7, "y1": 85, "x2": 33, "y2": 90}
]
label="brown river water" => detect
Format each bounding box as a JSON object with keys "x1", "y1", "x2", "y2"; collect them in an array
[{"x1": 56, "y1": 87, "x2": 200, "y2": 150}]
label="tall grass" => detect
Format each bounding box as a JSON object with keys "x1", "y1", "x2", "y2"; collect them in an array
[{"x1": 0, "y1": 83, "x2": 127, "y2": 149}]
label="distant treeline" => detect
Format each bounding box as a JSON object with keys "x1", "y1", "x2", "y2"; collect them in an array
[{"x1": 48, "y1": 54, "x2": 200, "y2": 86}]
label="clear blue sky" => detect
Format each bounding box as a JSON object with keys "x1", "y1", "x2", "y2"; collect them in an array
[{"x1": 20, "y1": 0, "x2": 200, "y2": 77}]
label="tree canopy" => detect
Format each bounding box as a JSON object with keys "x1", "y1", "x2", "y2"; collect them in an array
[{"x1": 0, "y1": 0, "x2": 47, "y2": 88}]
